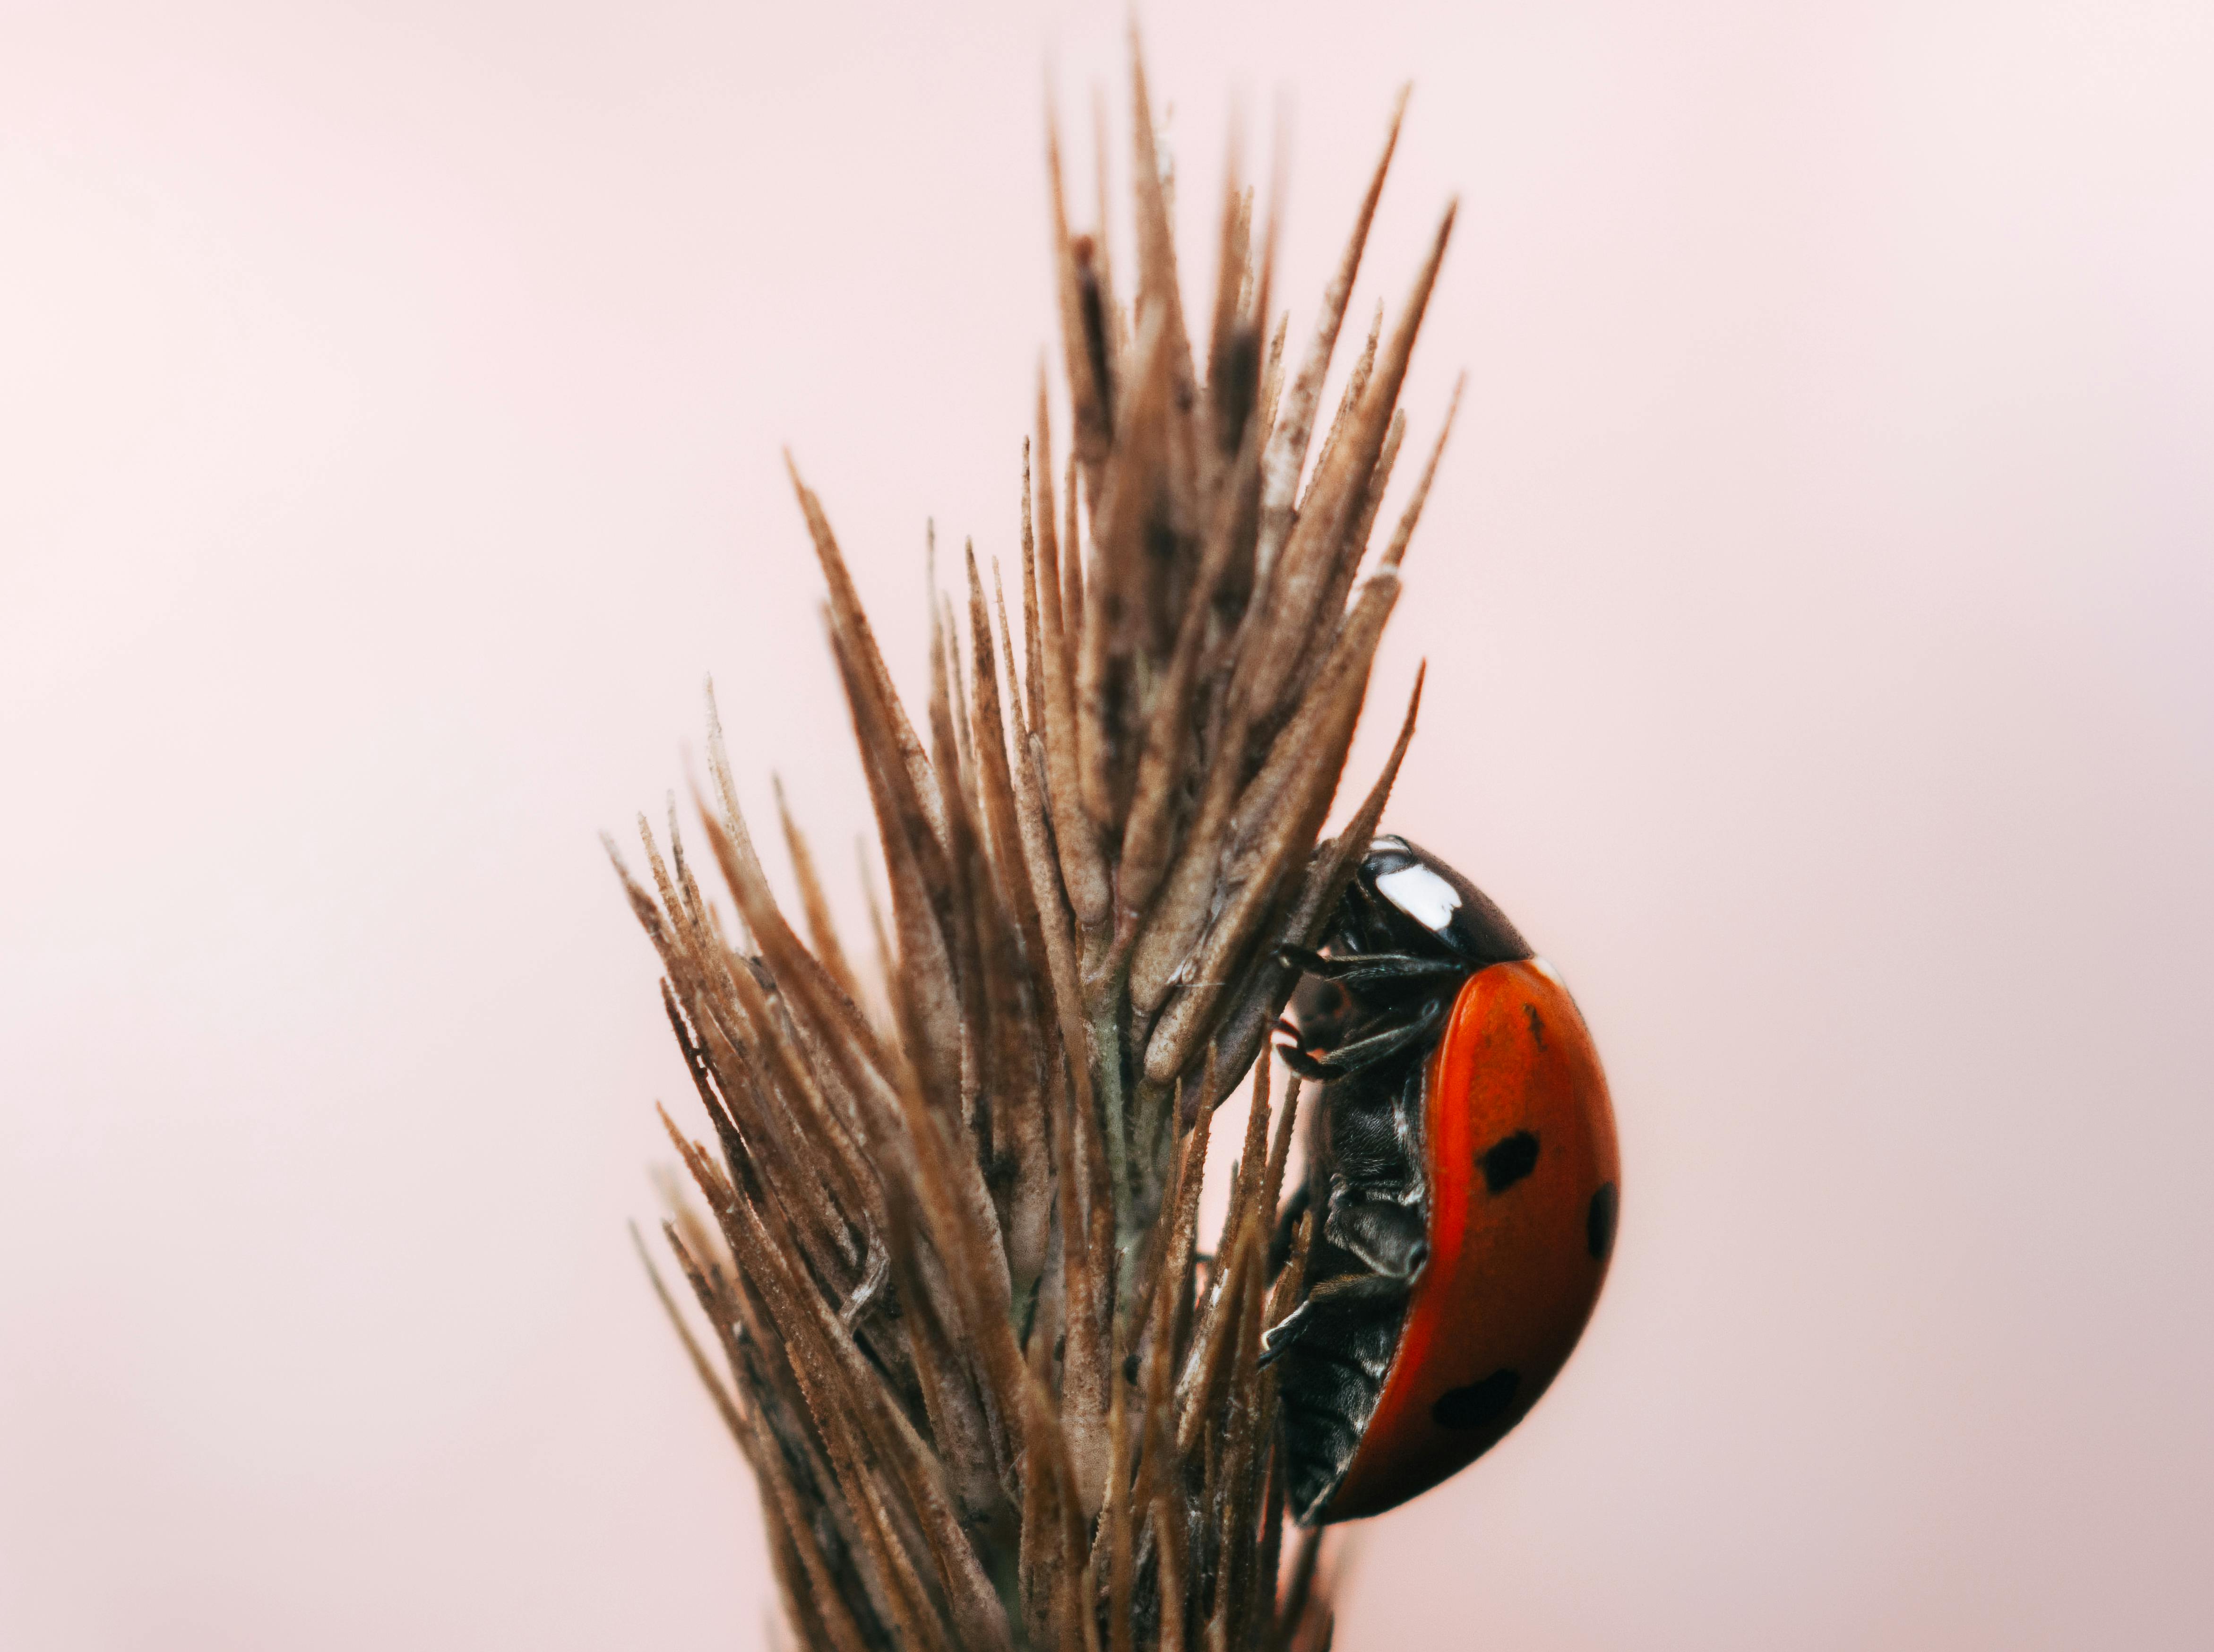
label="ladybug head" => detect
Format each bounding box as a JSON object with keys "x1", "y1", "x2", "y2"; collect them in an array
[{"x1": 1344, "y1": 835, "x2": 1532, "y2": 965}]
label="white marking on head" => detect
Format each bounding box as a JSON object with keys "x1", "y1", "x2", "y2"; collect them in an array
[
  {"x1": 1374, "y1": 863, "x2": 1463, "y2": 931},
  {"x1": 1530, "y1": 955, "x2": 1564, "y2": 987}
]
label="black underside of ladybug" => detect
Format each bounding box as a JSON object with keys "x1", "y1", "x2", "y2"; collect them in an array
[
  {"x1": 1265, "y1": 837, "x2": 1532, "y2": 1523},
  {"x1": 1269, "y1": 1045, "x2": 1429, "y2": 1519}
]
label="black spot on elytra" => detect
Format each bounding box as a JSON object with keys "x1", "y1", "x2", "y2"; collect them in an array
[
  {"x1": 1481, "y1": 1130, "x2": 1540, "y2": 1193},
  {"x1": 1523, "y1": 1002, "x2": 1546, "y2": 1048},
  {"x1": 1432, "y1": 1369, "x2": 1520, "y2": 1431},
  {"x1": 1587, "y1": 1181, "x2": 1619, "y2": 1262}
]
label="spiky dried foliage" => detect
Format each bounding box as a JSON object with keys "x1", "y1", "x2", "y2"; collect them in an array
[{"x1": 613, "y1": 60, "x2": 1461, "y2": 1652}]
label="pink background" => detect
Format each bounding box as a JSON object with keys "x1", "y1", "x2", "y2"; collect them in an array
[{"x1": 4, "y1": 3, "x2": 2211, "y2": 1646}]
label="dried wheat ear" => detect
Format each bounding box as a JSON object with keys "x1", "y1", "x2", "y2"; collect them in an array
[{"x1": 612, "y1": 55, "x2": 1464, "y2": 1652}]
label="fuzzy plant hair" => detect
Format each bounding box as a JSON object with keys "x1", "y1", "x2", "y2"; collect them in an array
[{"x1": 612, "y1": 49, "x2": 1461, "y2": 1652}]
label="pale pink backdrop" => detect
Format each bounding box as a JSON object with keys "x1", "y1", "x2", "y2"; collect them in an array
[{"x1": 4, "y1": 3, "x2": 2210, "y2": 1647}]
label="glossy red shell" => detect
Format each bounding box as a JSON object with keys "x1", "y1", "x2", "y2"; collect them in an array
[{"x1": 1322, "y1": 958, "x2": 1620, "y2": 1520}]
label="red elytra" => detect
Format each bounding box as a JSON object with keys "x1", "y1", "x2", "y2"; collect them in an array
[
  {"x1": 1266, "y1": 836, "x2": 1620, "y2": 1523},
  {"x1": 1324, "y1": 958, "x2": 1619, "y2": 1519}
]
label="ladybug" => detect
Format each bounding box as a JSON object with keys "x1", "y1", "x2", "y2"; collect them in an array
[{"x1": 1263, "y1": 835, "x2": 1619, "y2": 1523}]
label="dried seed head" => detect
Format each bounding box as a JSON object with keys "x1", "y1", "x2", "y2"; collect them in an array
[{"x1": 620, "y1": 54, "x2": 1463, "y2": 1651}]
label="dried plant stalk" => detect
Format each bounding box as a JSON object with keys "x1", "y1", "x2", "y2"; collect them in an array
[{"x1": 616, "y1": 50, "x2": 1460, "y2": 1652}]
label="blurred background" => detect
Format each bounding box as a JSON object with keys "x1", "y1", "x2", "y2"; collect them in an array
[{"x1": 4, "y1": 2, "x2": 2210, "y2": 1646}]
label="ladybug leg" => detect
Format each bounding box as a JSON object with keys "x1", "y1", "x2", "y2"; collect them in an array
[
  {"x1": 1322, "y1": 1191, "x2": 1429, "y2": 1284},
  {"x1": 1258, "y1": 1302, "x2": 1313, "y2": 1365},
  {"x1": 1277, "y1": 946, "x2": 1465, "y2": 990},
  {"x1": 1280, "y1": 997, "x2": 1443, "y2": 1080},
  {"x1": 1260, "y1": 1271, "x2": 1420, "y2": 1366},
  {"x1": 1302, "y1": 1269, "x2": 1421, "y2": 1316},
  {"x1": 1261, "y1": 1189, "x2": 1428, "y2": 1366}
]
